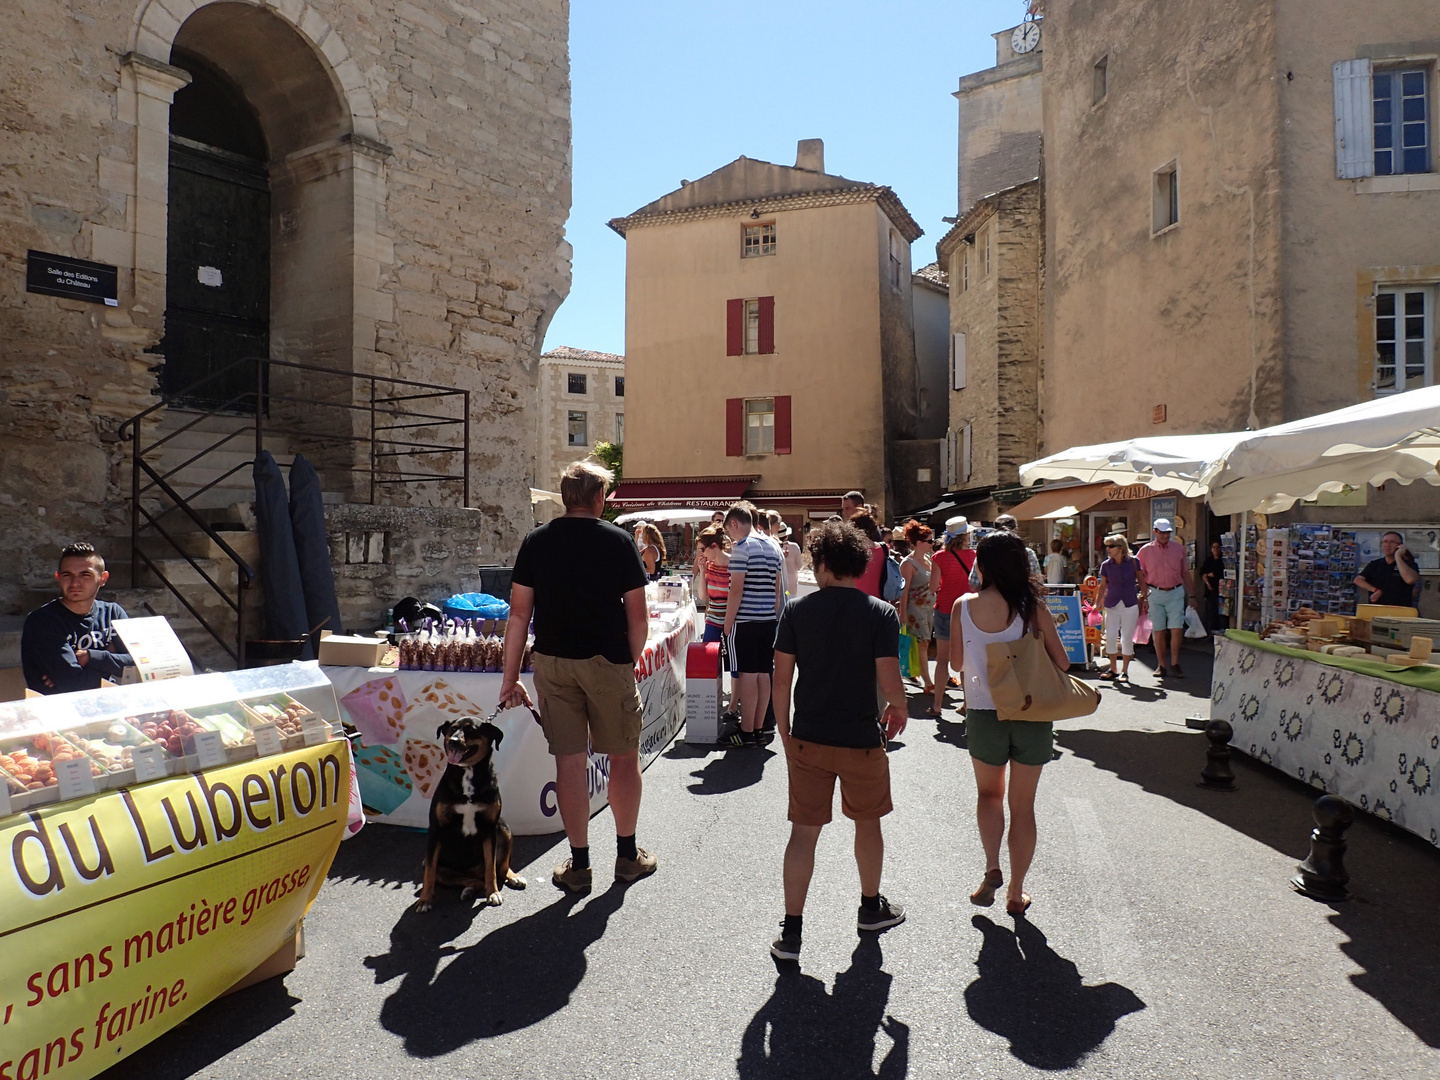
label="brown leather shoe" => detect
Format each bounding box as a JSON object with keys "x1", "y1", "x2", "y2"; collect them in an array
[
  {"x1": 552, "y1": 858, "x2": 593, "y2": 893},
  {"x1": 615, "y1": 847, "x2": 658, "y2": 883},
  {"x1": 970, "y1": 868, "x2": 1004, "y2": 907}
]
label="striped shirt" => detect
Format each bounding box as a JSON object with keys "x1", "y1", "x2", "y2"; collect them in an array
[
  {"x1": 703, "y1": 561, "x2": 730, "y2": 626},
  {"x1": 728, "y1": 533, "x2": 784, "y2": 622}
]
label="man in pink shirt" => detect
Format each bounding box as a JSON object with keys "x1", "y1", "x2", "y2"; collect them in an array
[{"x1": 1135, "y1": 518, "x2": 1196, "y2": 680}]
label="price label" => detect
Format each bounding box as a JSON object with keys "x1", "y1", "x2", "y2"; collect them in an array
[
  {"x1": 56, "y1": 757, "x2": 98, "y2": 800},
  {"x1": 251, "y1": 723, "x2": 283, "y2": 757},
  {"x1": 130, "y1": 744, "x2": 168, "y2": 783},
  {"x1": 302, "y1": 716, "x2": 331, "y2": 746},
  {"x1": 190, "y1": 730, "x2": 228, "y2": 769}
]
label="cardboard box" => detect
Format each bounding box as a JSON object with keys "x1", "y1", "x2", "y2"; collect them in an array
[{"x1": 317, "y1": 632, "x2": 388, "y2": 667}]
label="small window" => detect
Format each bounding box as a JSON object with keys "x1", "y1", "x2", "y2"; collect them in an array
[
  {"x1": 889, "y1": 231, "x2": 903, "y2": 289},
  {"x1": 744, "y1": 299, "x2": 761, "y2": 354},
  {"x1": 567, "y1": 372, "x2": 586, "y2": 394},
  {"x1": 1375, "y1": 286, "x2": 1435, "y2": 392},
  {"x1": 614, "y1": 375, "x2": 625, "y2": 397},
  {"x1": 1374, "y1": 68, "x2": 1430, "y2": 176},
  {"x1": 567, "y1": 410, "x2": 588, "y2": 447},
  {"x1": 1093, "y1": 55, "x2": 1108, "y2": 105},
  {"x1": 615, "y1": 413, "x2": 625, "y2": 445},
  {"x1": 982, "y1": 228, "x2": 993, "y2": 278},
  {"x1": 743, "y1": 222, "x2": 776, "y2": 257},
  {"x1": 1152, "y1": 163, "x2": 1179, "y2": 233},
  {"x1": 745, "y1": 398, "x2": 775, "y2": 455},
  {"x1": 960, "y1": 247, "x2": 969, "y2": 292}
]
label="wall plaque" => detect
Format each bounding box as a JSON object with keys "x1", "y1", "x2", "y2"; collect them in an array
[{"x1": 25, "y1": 249, "x2": 118, "y2": 306}]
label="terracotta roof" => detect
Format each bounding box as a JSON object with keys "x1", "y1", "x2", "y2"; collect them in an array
[
  {"x1": 541, "y1": 346, "x2": 625, "y2": 366},
  {"x1": 913, "y1": 262, "x2": 949, "y2": 290}
]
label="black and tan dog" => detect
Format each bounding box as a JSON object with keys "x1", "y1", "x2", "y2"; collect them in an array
[{"x1": 414, "y1": 716, "x2": 527, "y2": 912}]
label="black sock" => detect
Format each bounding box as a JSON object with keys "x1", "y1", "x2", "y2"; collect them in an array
[
  {"x1": 616, "y1": 834, "x2": 638, "y2": 861},
  {"x1": 861, "y1": 893, "x2": 881, "y2": 912},
  {"x1": 570, "y1": 845, "x2": 590, "y2": 871},
  {"x1": 783, "y1": 913, "x2": 803, "y2": 937}
]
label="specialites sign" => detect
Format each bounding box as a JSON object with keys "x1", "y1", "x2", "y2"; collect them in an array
[
  {"x1": 25, "y1": 251, "x2": 119, "y2": 307},
  {"x1": 0, "y1": 744, "x2": 349, "y2": 1080}
]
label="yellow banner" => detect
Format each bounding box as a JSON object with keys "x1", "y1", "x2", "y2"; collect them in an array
[{"x1": 0, "y1": 743, "x2": 349, "y2": 1080}]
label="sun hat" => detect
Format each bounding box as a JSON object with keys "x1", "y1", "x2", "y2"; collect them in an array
[
  {"x1": 944, "y1": 515, "x2": 972, "y2": 538},
  {"x1": 1152, "y1": 517, "x2": 1174, "y2": 532}
]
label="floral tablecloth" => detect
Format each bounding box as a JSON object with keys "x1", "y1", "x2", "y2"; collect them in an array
[{"x1": 1212, "y1": 634, "x2": 1440, "y2": 846}]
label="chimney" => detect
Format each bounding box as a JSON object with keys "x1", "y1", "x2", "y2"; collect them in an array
[{"x1": 795, "y1": 138, "x2": 824, "y2": 174}]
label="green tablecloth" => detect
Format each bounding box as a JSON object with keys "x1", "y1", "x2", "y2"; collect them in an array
[{"x1": 1224, "y1": 630, "x2": 1440, "y2": 692}]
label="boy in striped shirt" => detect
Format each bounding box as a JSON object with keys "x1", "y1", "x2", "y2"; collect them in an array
[{"x1": 722, "y1": 503, "x2": 785, "y2": 747}]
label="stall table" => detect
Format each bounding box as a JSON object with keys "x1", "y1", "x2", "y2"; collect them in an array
[
  {"x1": 1212, "y1": 631, "x2": 1440, "y2": 846},
  {"x1": 325, "y1": 604, "x2": 696, "y2": 833}
]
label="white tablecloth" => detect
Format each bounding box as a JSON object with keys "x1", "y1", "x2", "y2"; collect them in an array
[
  {"x1": 1212, "y1": 634, "x2": 1440, "y2": 847},
  {"x1": 322, "y1": 608, "x2": 694, "y2": 833}
]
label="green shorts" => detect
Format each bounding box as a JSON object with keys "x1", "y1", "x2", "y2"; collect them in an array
[{"x1": 965, "y1": 708, "x2": 1054, "y2": 767}]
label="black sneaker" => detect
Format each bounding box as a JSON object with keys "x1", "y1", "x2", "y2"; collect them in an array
[
  {"x1": 857, "y1": 895, "x2": 906, "y2": 932},
  {"x1": 754, "y1": 727, "x2": 776, "y2": 746},
  {"x1": 770, "y1": 923, "x2": 801, "y2": 961},
  {"x1": 724, "y1": 729, "x2": 754, "y2": 748}
]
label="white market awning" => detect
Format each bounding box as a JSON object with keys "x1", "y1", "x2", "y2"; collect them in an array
[{"x1": 1019, "y1": 432, "x2": 1240, "y2": 498}]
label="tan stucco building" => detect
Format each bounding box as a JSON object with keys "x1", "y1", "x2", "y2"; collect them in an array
[
  {"x1": 535, "y1": 345, "x2": 624, "y2": 520},
  {"x1": 608, "y1": 140, "x2": 929, "y2": 525}
]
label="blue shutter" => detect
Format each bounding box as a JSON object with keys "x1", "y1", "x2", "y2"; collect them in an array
[{"x1": 1333, "y1": 58, "x2": 1374, "y2": 179}]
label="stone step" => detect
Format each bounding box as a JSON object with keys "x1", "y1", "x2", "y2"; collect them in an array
[{"x1": 137, "y1": 530, "x2": 262, "y2": 564}]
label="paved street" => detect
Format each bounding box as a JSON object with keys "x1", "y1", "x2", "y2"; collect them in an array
[{"x1": 111, "y1": 644, "x2": 1440, "y2": 1079}]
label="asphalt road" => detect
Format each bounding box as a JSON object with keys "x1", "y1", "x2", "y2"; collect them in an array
[{"x1": 109, "y1": 642, "x2": 1440, "y2": 1079}]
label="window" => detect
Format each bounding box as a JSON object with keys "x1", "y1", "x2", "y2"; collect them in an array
[
  {"x1": 1093, "y1": 55, "x2": 1108, "y2": 105},
  {"x1": 746, "y1": 398, "x2": 775, "y2": 454},
  {"x1": 615, "y1": 413, "x2": 625, "y2": 444},
  {"x1": 1152, "y1": 162, "x2": 1179, "y2": 233},
  {"x1": 567, "y1": 372, "x2": 586, "y2": 394},
  {"x1": 614, "y1": 375, "x2": 624, "y2": 397},
  {"x1": 1375, "y1": 286, "x2": 1434, "y2": 392},
  {"x1": 982, "y1": 228, "x2": 993, "y2": 277},
  {"x1": 960, "y1": 246, "x2": 969, "y2": 292},
  {"x1": 726, "y1": 296, "x2": 774, "y2": 355},
  {"x1": 889, "y1": 231, "x2": 903, "y2": 289},
  {"x1": 1374, "y1": 68, "x2": 1430, "y2": 176},
  {"x1": 726, "y1": 395, "x2": 791, "y2": 456},
  {"x1": 743, "y1": 222, "x2": 776, "y2": 257},
  {"x1": 566, "y1": 410, "x2": 587, "y2": 447}
]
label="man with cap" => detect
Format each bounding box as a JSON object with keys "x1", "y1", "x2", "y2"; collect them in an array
[
  {"x1": 930, "y1": 515, "x2": 976, "y2": 717},
  {"x1": 1136, "y1": 518, "x2": 1196, "y2": 679},
  {"x1": 968, "y1": 514, "x2": 1040, "y2": 589}
]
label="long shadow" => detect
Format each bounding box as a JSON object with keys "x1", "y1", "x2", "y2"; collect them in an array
[
  {"x1": 102, "y1": 978, "x2": 301, "y2": 1079},
  {"x1": 328, "y1": 821, "x2": 560, "y2": 887},
  {"x1": 965, "y1": 915, "x2": 1144, "y2": 1070},
  {"x1": 737, "y1": 936, "x2": 908, "y2": 1078},
  {"x1": 933, "y1": 716, "x2": 968, "y2": 749},
  {"x1": 687, "y1": 745, "x2": 777, "y2": 794},
  {"x1": 365, "y1": 883, "x2": 626, "y2": 1055},
  {"x1": 1059, "y1": 725, "x2": 1440, "y2": 1047}
]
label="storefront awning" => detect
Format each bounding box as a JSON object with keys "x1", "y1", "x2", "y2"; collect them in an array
[
  {"x1": 1006, "y1": 482, "x2": 1115, "y2": 521},
  {"x1": 608, "y1": 476, "x2": 756, "y2": 509}
]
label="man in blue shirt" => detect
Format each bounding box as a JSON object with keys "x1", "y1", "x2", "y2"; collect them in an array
[{"x1": 22, "y1": 542, "x2": 133, "y2": 694}]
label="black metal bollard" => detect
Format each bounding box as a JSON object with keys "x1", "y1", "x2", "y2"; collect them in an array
[
  {"x1": 1291, "y1": 795, "x2": 1354, "y2": 902},
  {"x1": 1198, "y1": 719, "x2": 1237, "y2": 791}
]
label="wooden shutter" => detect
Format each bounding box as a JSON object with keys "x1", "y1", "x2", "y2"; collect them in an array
[
  {"x1": 774, "y1": 395, "x2": 791, "y2": 454},
  {"x1": 1334, "y1": 58, "x2": 1374, "y2": 179},
  {"x1": 726, "y1": 299, "x2": 744, "y2": 355},
  {"x1": 725, "y1": 398, "x2": 744, "y2": 456},
  {"x1": 758, "y1": 296, "x2": 775, "y2": 354},
  {"x1": 952, "y1": 332, "x2": 967, "y2": 390}
]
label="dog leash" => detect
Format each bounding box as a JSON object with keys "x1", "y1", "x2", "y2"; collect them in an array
[{"x1": 487, "y1": 701, "x2": 544, "y2": 727}]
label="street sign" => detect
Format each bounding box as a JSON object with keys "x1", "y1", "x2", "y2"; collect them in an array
[{"x1": 25, "y1": 249, "x2": 119, "y2": 305}]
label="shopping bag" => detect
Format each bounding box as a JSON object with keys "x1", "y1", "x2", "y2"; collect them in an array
[
  {"x1": 1132, "y1": 612, "x2": 1152, "y2": 646},
  {"x1": 898, "y1": 629, "x2": 920, "y2": 678},
  {"x1": 1085, "y1": 606, "x2": 1103, "y2": 627},
  {"x1": 986, "y1": 628, "x2": 1100, "y2": 723},
  {"x1": 1183, "y1": 605, "x2": 1207, "y2": 639}
]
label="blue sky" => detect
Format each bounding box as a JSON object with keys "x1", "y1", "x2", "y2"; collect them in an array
[{"x1": 542, "y1": 0, "x2": 1030, "y2": 356}]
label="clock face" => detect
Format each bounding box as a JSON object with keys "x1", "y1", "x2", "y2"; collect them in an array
[{"x1": 1011, "y1": 22, "x2": 1041, "y2": 54}]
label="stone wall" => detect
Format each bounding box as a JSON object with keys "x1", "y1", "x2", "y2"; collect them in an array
[{"x1": 0, "y1": 0, "x2": 571, "y2": 613}]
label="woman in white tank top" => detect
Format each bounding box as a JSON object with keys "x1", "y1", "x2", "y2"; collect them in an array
[{"x1": 949, "y1": 531, "x2": 1071, "y2": 917}]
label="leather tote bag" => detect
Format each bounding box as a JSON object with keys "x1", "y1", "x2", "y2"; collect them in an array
[{"x1": 985, "y1": 626, "x2": 1100, "y2": 723}]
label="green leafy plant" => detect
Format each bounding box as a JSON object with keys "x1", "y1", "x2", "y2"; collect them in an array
[{"x1": 592, "y1": 441, "x2": 622, "y2": 521}]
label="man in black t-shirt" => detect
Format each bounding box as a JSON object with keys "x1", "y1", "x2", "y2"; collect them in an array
[
  {"x1": 768, "y1": 520, "x2": 909, "y2": 963},
  {"x1": 1354, "y1": 531, "x2": 1420, "y2": 608},
  {"x1": 502, "y1": 460, "x2": 657, "y2": 893},
  {"x1": 22, "y1": 542, "x2": 133, "y2": 694}
]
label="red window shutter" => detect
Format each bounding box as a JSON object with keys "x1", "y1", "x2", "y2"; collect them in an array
[
  {"x1": 726, "y1": 398, "x2": 744, "y2": 456},
  {"x1": 774, "y1": 395, "x2": 791, "y2": 455},
  {"x1": 758, "y1": 295, "x2": 775, "y2": 354},
  {"x1": 726, "y1": 299, "x2": 743, "y2": 356}
]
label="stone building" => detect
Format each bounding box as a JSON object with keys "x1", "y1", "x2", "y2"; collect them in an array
[
  {"x1": 0, "y1": 0, "x2": 571, "y2": 661},
  {"x1": 955, "y1": 18, "x2": 1044, "y2": 219},
  {"x1": 534, "y1": 345, "x2": 624, "y2": 521},
  {"x1": 607, "y1": 139, "x2": 928, "y2": 526}
]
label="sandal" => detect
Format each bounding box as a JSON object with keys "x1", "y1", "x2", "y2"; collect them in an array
[
  {"x1": 1005, "y1": 892, "x2": 1032, "y2": 917},
  {"x1": 1098, "y1": 670, "x2": 1117, "y2": 681},
  {"x1": 970, "y1": 868, "x2": 1004, "y2": 907}
]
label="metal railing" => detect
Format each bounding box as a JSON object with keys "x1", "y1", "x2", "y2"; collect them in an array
[{"x1": 118, "y1": 357, "x2": 471, "y2": 667}]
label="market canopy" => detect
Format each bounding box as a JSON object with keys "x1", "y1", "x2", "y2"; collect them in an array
[
  {"x1": 1201, "y1": 386, "x2": 1440, "y2": 514},
  {"x1": 1006, "y1": 482, "x2": 1114, "y2": 521},
  {"x1": 1018, "y1": 432, "x2": 1238, "y2": 498}
]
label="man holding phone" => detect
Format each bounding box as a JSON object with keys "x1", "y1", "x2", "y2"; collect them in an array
[{"x1": 1355, "y1": 531, "x2": 1421, "y2": 608}]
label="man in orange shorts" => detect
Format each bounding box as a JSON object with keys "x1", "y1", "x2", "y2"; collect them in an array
[{"x1": 769, "y1": 519, "x2": 909, "y2": 963}]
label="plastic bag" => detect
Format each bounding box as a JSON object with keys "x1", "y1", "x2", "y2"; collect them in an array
[
  {"x1": 1132, "y1": 612, "x2": 1152, "y2": 646},
  {"x1": 443, "y1": 592, "x2": 511, "y2": 620},
  {"x1": 1085, "y1": 606, "x2": 1103, "y2": 627},
  {"x1": 1183, "y1": 605, "x2": 1207, "y2": 639}
]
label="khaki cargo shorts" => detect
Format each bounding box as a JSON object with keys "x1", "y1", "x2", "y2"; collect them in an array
[
  {"x1": 531, "y1": 652, "x2": 643, "y2": 757},
  {"x1": 786, "y1": 739, "x2": 892, "y2": 825}
]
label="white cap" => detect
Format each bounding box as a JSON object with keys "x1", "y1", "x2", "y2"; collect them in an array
[
  {"x1": 1153, "y1": 517, "x2": 1174, "y2": 532},
  {"x1": 944, "y1": 515, "x2": 972, "y2": 537}
]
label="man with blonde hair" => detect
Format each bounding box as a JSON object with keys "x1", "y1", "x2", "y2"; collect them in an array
[{"x1": 502, "y1": 459, "x2": 657, "y2": 891}]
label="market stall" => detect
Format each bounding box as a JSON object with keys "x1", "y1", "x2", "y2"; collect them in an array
[
  {"x1": 0, "y1": 665, "x2": 356, "y2": 1080},
  {"x1": 324, "y1": 591, "x2": 696, "y2": 833}
]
